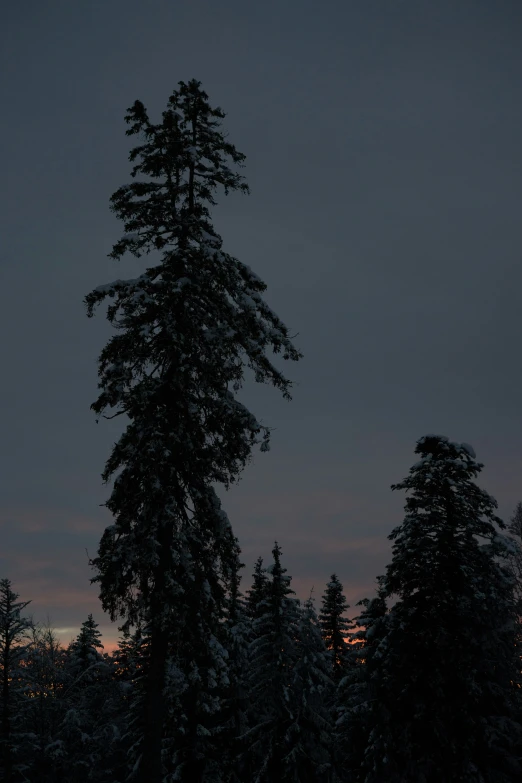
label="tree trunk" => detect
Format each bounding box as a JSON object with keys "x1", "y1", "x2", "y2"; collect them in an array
[
  {"x1": 138, "y1": 520, "x2": 173, "y2": 783},
  {"x1": 139, "y1": 621, "x2": 169, "y2": 783}
]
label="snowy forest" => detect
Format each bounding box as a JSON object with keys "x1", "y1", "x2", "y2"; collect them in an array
[{"x1": 2, "y1": 80, "x2": 522, "y2": 783}]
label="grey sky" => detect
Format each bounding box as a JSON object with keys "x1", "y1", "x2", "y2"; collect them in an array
[{"x1": 1, "y1": 0, "x2": 522, "y2": 647}]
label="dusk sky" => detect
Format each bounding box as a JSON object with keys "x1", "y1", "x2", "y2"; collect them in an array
[{"x1": 2, "y1": 1, "x2": 522, "y2": 651}]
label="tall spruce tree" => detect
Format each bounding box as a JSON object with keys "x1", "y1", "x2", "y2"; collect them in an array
[
  {"x1": 86, "y1": 79, "x2": 300, "y2": 782},
  {"x1": 349, "y1": 435, "x2": 522, "y2": 783},
  {"x1": 319, "y1": 574, "x2": 353, "y2": 683}
]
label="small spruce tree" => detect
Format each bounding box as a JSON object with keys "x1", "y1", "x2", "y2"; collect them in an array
[
  {"x1": 243, "y1": 543, "x2": 302, "y2": 782},
  {"x1": 286, "y1": 592, "x2": 335, "y2": 782},
  {"x1": 334, "y1": 593, "x2": 387, "y2": 783},
  {"x1": 319, "y1": 574, "x2": 353, "y2": 683},
  {"x1": 66, "y1": 614, "x2": 105, "y2": 681},
  {"x1": 58, "y1": 615, "x2": 118, "y2": 783},
  {"x1": 246, "y1": 557, "x2": 269, "y2": 621}
]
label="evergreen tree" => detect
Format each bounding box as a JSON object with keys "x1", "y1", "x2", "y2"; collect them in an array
[
  {"x1": 58, "y1": 616, "x2": 118, "y2": 783},
  {"x1": 0, "y1": 578, "x2": 33, "y2": 782},
  {"x1": 243, "y1": 542, "x2": 302, "y2": 782},
  {"x1": 220, "y1": 542, "x2": 250, "y2": 782},
  {"x1": 20, "y1": 623, "x2": 68, "y2": 782},
  {"x1": 319, "y1": 575, "x2": 353, "y2": 683},
  {"x1": 246, "y1": 557, "x2": 269, "y2": 620},
  {"x1": 85, "y1": 79, "x2": 300, "y2": 783},
  {"x1": 349, "y1": 435, "x2": 522, "y2": 783},
  {"x1": 285, "y1": 592, "x2": 335, "y2": 782},
  {"x1": 334, "y1": 594, "x2": 387, "y2": 783},
  {"x1": 66, "y1": 614, "x2": 105, "y2": 681}
]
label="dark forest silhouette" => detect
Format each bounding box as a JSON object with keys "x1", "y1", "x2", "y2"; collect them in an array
[{"x1": 1, "y1": 82, "x2": 521, "y2": 782}]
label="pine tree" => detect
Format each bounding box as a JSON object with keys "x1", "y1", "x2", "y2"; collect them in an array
[
  {"x1": 85, "y1": 79, "x2": 301, "y2": 782},
  {"x1": 334, "y1": 594, "x2": 387, "y2": 783},
  {"x1": 319, "y1": 575, "x2": 353, "y2": 684},
  {"x1": 285, "y1": 593, "x2": 335, "y2": 782},
  {"x1": 243, "y1": 542, "x2": 303, "y2": 782},
  {"x1": 0, "y1": 578, "x2": 33, "y2": 782},
  {"x1": 246, "y1": 557, "x2": 269, "y2": 620},
  {"x1": 58, "y1": 616, "x2": 117, "y2": 783},
  {"x1": 349, "y1": 435, "x2": 522, "y2": 783},
  {"x1": 220, "y1": 542, "x2": 250, "y2": 782},
  {"x1": 66, "y1": 614, "x2": 105, "y2": 682}
]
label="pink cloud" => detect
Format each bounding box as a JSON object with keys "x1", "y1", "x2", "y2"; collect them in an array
[{"x1": 1, "y1": 490, "x2": 394, "y2": 656}]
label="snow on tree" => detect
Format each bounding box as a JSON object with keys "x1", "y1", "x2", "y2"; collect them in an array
[
  {"x1": 218, "y1": 540, "x2": 251, "y2": 782},
  {"x1": 243, "y1": 542, "x2": 333, "y2": 782},
  {"x1": 285, "y1": 592, "x2": 336, "y2": 782},
  {"x1": 19, "y1": 623, "x2": 68, "y2": 782},
  {"x1": 65, "y1": 614, "x2": 105, "y2": 682},
  {"x1": 319, "y1": 574, "x2": 353, "y2": 684},
  {"x1": 334, "y1": 593, "x2": 387, "y2": 783},
  {"x1": 113, "y1": 623, "x2": 148, "y2": 690},
  {"x1": 56, "y1": 615, "x2": 121, "y2": 783},
  {"x1": 346, "y1": 435, "x2": 522, "y2": 783},
  {"x1": 85, "y1": 79, "x2": 301, "y2": 783},
  {"x1": 0, "y1": 578, "x2": 33, "y2": 782},
  {"x1": 242, "y1": 542, "x2": 300, "y2": 781},
  {"x1": 106, "y1": 624, "x2": 150, "y2": 781},
  {"x1": 158, "y1": 548, "x2": 235, "y2": 783}
]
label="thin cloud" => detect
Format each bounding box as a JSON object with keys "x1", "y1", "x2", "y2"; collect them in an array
[{"x1": 0, "y1": 507, "x2": 105, "y2": 534}]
